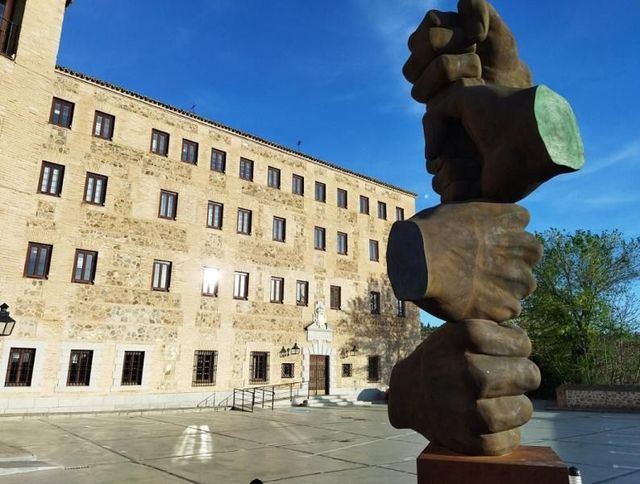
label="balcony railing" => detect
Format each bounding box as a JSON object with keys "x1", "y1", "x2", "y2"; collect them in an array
[{"x1": 0, "y1": 17, "x2": 21, "y2": 59}]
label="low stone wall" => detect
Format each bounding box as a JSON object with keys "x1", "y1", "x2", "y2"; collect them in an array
[{"x1": 556, "y1": 384, "x2": 640, "y2": 411}]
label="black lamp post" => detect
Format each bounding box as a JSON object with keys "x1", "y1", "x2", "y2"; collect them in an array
[{"x1": 0, "y1": 303, "x2": 16, "y2": 337}]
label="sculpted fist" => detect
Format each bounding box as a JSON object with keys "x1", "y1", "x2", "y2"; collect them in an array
[
  {"x1": 387, "y1": 202, "x2": 542, "y2": 322},
  {"x1": 388, "y1": 319, "x2": 541, "y2": 455}
]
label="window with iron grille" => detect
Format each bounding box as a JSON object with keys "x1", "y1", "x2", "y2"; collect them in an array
[
  {"x1": 121, "y1": 351, "x2": 145, "y2": 386},
  {"x1": 270, "y1": 277, "x2": 284, "y2": 303},
  {"x1": 210, "y1": 148, "x2": 226, "y2": 173},
  {"x1": 315, "y1": 181, "x2": 326, "y2": 202},
  {"x1": 337, "y1": 232, "x2": 348, "y2": 255},
  {"x1": 159, "y1": 190, "x2": 178, "y2": 219},
  {"x1": 239, "y1": 158, "x2": 254, "y2": 181},
  {"x1": 367, "y1": 355, "x2": 381, "y2": 382},
  {"x1": 342, "y1": 363, "x2": 352, "y2": 378},
  {"x1": 396, "y1": 299, "x2": 406, "y2": 318},
  {"x1": 84, "y1": 172, "x2": 108, "y2": 205},
  {"x1": 314, "y1": 226, "x2": 326, "y2": 251},
  {"x1": 360, "y1": 195, "x2": 370, "y2": 215},
  {"x1": 281, "y1": 363, "x2": 294, "y2": 379},
  {"x1": 378, "y1": 201, "x2": 387, "y2": 220},
  {"x1": 150, "y1": 129, "x2": 169, "y2": 156},
  {"x1": 50, "y1": 98, "x2": 74, "y2": 128},
  {"x1": 296, "y1": 280, "x2": 308, "y2": 306},
  {"x1": 237, "y1": 208, "x2": 252, "y2": 235},
  {"x1": 272, "y1": 217, "x2": 286, "y2": 242},
  {"x1": 24, "y1": 242, "x2": 52, "y2": 279},
  {"x1": 337, "y1": 188, "x2": 348, "y2": 208},
  {"x1": 67, "y1": 350, "x2": 93, "y2": 386},
  {"x1": 370, "y1": 291, "x2": 381, "y2": 315},
  {"x1": 5, "y1": 348, "x2": 36, "y2": 387},
  {"x1": 369, "y1": 240, "x2": 379, "y2": 262},
  {"x1": 396, "y1": 207, "x2": 405, "y2": 221},
  {"x1": 233, "y1": 272, "x2": 249, "y2": 300},
  {"x1": 207, "y1": 201, "x2": 223, "y2": 229},
  {"x1": 292, "y1": 174, "x2": 304, "y2": 196},
  {"x1": 38, "y1": 161, "x2": 64, "y2": 196},
  {"x1": 181, "y1": 139, "x2": 199, "y2": 164},
  {"x1": 192, "y1": 350, "x2": 217, "y2": 386},
  {"x1": 250, "y1": 352, "x2": 269, "y2": 384},
  {"x1": 267, "y1": 166, "x2": 281, "y2": 189},
  {"x1": 330, "y1": 285, "x2": 341, "y2": 310},
  {"x1": 93, "y1": 111, "x2": 115, "y2": 140},
  {"x1": 73, "y1": 249, "x2": 98, "y2": 284},
  {"x1": 152, "y1": 260, "x2": 172, "y2": 291}
]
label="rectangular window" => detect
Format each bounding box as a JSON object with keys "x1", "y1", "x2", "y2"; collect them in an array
[
  {"x1": 150, "y1": 129, "x2": 170, "y2": 156},
  {"x1": 24, "y1": 242, "x2": 52, "y2": 279},
  {"x1": 370, "y1": 291, "x2": 381, "y2": 315},
  {"x1": 152, "y1": 260, "x2": 172, "y2": 291},
  {"x1": 314, "y1": 226, "x2": 326, "y2": 251},
  {"x1": 368, "y1": 355, "x2": 381, "y2": 382},
  {"x1": 296, "y1": 280, "x2": 308, "y2": 306},
  {"x1": 67, "y1": 350, "x2": 93, "y2": 387},
  {"x1": 181, "y1": 139, "x2": 199, "y2": 164},
  {"x1": 50, "y1": 98, "x2": 74, "y2": 128},
  {"x1": 84, "y1": 172, "x2": 108, "y2": 205},
  {"x1": 38, "y1": 161, "x2": 65, "y2": 196},
  {"x1": 360, "y1": 195, "x2": 370, "y2": 215},
  {"x1": 210, "y1": 148, "x2": 227, "y2": 173},
  {"x1": 342, "y1": 363, "x2": 352, "y2": 378},
  {"x1": 202, "y1": 267, "x2": 219, "y2": 297},
  {"x1": 315, "y1": 181, "x2": 326, "y2": 202},
  {"x1": 330, "y1": 285, "x2": 341, "y2": 310},
  {"x1": 237, "y1": 208, "x2": 252, "y2": 235},
  {"x1": 281, "y1": 363, "x2": 294, "y2": 379},
  {"x1": 396, "y1": 207, "x2": 405, "y2": 221},
  {"x1": 239, "y1": 158, "x2": 254, "y2": 181},
  {"x1": 267, "y1": 166, "x2": 281, "y2": 189},
  {"x1": 159, "y1": 190, "x2": 178, "y2": 219},
  {"x1": 5, "y1": 348, "x2": 36, "y2": 387},
  {"x1": 93, "y1": 111, "x2": 115, "y2": 140},
  {"x1": 207, "y1": 201, "x2": 224, "y2": 229},
  {"x1": 270, "y1": 277, "x2": 284, "y2": 303},
  {"x1": 192, "y1": 350, "x2": 218, "y2": 386},
  {"x1": 250, "y1": 351, "x2": 269, "y2": 384},
  {"x1": 369, "y1": 240, "x2": 379, "y2": 262},
  {"x1": 72, "y1": 249, "x2": 98, "y2": 284},
  {"x1": 337, "y1": 232, "x2": 348, "y2": 255},
  {"x1": 272, "y1": 216, "x2": 286, "y2": 242},
  {"x1": 337, "y1": 188, "x2": 348, "y2": 208},
  {"x1": 378, "y1": 201, "x2": 387, "y2": 220},
  {"x1": 121, "y1": 351, "x2": 145, "y2": 386},
  {"x1": 292, "y1": 174, "x2": 304, "y2": 196},
  {"x1": 233, "y1": 272, "x2": 249, "y2": 300},
  {"x1": 397, "y1": 299, "x2": 406, "y2": 318}
]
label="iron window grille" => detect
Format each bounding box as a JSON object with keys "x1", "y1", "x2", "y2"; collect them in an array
[
  {"x1": 296, "y1": 280, "x2": 308, "y2": 306},
  {"x1": 367, "y1": 355, "x2": 381, "y2": 382},
  {"x1": 315, "y1": 181, "x2": 326, "y2": 202},
  {"x1": 49, "y1": 97, "x2": 74, "y2": 128},
  {"x1": 281, "y1": 363, "x2": 294, "y2": 379},
  {"x1": 342, "y1": 363, "x2": 352, "y2": 378},
  {"x1": 239, "y1": 158, "x2": 254, "y2": 181},
  {"x1": 267, "y1": 166, "x2": 281, "y2": 189},
  {"x1": 207, "y1": 201, "x2": 223, "y2": 229},
  {"x1": 370, "y1": 291, "x2": 381, "y2": 315},
  {"x1": 181, "y1": 139, "x2": 199, "y2": 164},
  {"x1": 192, "y1": 350, "x2": 218, "y2": 386},
  {"x1": 93, "y1": 111, "x2": 115, "y2": 140},
  {"x1": 237, "y1": 208, "x2": 252, "y2": 235},
  {"x1": 249, "y1": 351, "x2": 269, "y2": 384},
  {"x1": 337, "y1": 232, "x2": 348, "y2": 255},
  {"x1": 150, "y1": 129, "x2": 169, "y2": 156},
  {"x1": 292, "y1": 174, "x2": 304, "y2": 195},
  {"x1": 159, "y1": 190, "x2": 178, "y2": 219},
  {"x1": 396, "y1": 207, "x2": 405, "y2": 221},
  {"x1": 84, "y1": 172, "x2": 108, "y2": 205},
  {"x1": 67, "y1": 349, "x2": 93, "y2": 386},
  {"x1": 5, "y1": 348, "x2": 36, "y2": 387},
  {"x1": 152, "y1": 260, "x2": 172, "y2": 291},
  {"x1": 272, "y1": 217, "x2": 286, "y2": 242},
  {"x1": 24, "y1": 242, "x2": 52, "y2": 279},
  {"x1": 270, "y1": 277, "x2": 284, "y2": 303},
  {"x1": 233, "y1": 272, "x2": 249, "y2": 300},
  {"x1": 369, "y1": 240, "x2": 379, "y2": 262},
  {"x1": 360, "y1": 195, "x2": 370, "y2": 215},
  {"x1": 38, "y1": 161, "x2": 65, "y2": 196},
  {"x1": 72, "y1": 249, "x2": 98, "y2": 284},
  {"x1": 210, "y1": 148, "x2": 227, "y2": 173},
  {"x1": 330, "y1": 285, "x2": 341, "y2": 310},
  {"x1": 337, "y1": 188, "x2": 348, "y2": 208},
  {"x1": 121, "y1": 351, "x2": 145, "y2": 386},
  {"x1": 378, "y1": 201, "x2": 387, "y2": 220},
  {"x1": 314, "y1": 226, "x2": 326, "y2": 251}
]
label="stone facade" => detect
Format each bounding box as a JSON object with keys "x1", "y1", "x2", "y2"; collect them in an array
[
  {"x1": 556, "y1": 385, "x2": 640, "y2": 411},
  {"x1": 0, "y1": 0, "x2": 419, "y2": 413}
]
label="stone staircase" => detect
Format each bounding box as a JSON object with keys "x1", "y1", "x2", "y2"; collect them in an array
[{"x1": 305, "y1": 395, "x2": 372, "y2": 407}]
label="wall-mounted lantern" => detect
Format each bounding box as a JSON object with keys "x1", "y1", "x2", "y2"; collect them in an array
[
  {"x1": 290, "y1": 342, "x2": 300, "y2": 355},
  {"x1": 280, "y1": 342, "x2": 301, "y2": 358},
  {"x1": 0, "y1": 303, "x2": 16, "y2": 337}
]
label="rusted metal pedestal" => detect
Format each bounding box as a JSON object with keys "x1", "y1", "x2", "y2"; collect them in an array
[{"x1": 417, "y1": 444, "x2": 569, "y2": 484}]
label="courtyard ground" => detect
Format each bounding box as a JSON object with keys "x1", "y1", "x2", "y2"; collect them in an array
[{"x1": 0, "y1": 404, "x2": 638, "y2": 483}]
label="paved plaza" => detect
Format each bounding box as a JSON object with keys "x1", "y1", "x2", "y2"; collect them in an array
[{"x1": 0, "y1": 404, "x2": 638, "y2": 483}]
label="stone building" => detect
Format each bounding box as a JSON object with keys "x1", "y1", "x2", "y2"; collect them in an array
[{"x1": 0, "y1": 0, "x2": 419, "y2": 413}]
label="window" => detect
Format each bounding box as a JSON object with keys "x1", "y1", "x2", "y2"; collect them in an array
[
  {"x1": 38, "y1": 161, "x2": 64, "y2": 196},
  {"x1": 121, "y1": 351, "x2": 145, "y2": 386},
  {"x1": 239, "y1": 158, "x2": 254, "y2": 181},
  {"x1": 296, "y1": 280, "x2": 308, "y2": 306},
  {"x1": 368, "y1": 355, "x2": 381, "y2": 382},
  {"x1": 396, "y1": 207, "x2": 405, "y2": 221},
  {"x1": 342, "y1": 363, "x2": 352, "y2": 378},
  {"x1": 369, "y1": 240, "x2": 379, "y2": 262},
  {"x1": 233, "y1": 272, "x2": 249, "y2": 300},
  {"x1": 192, "y1": 350, "x2": 217, "y2": 386},
  {"x1": 272, "y1": 217, "x2": 286, "y2": 242},
  {"x1": 152, "y1": 260, "x2": 172, "y2": 291},
  {"x1": 314, "y1": 227, "x2": 326, "y2": 251},
  {"x1": 50, "y1": 98, "x2": 74, "y2": 128},
  {"x1": 181, "y1": 139, "x2": 199, "y2": 164},
  {"x1": 93, "y1": 111, "x2": 115, "y2": 140},
  {"x1": 315, "y1": 181, "x2": 326, "y2": 202},
  {"x1": 210, "y1": 148, "x2": 226, "y2": 173},
  {"x1": 159, "y1": 190, "x2": 178, "y2": 219},
  {"x1": 337, "y1": 188, "x2": 348, "y2": 208},
  {"x1": 267, "y1": 166, "x2": 281, "y2": 189},
  {"x1": 337, "y1": 232, "x2": 348, "y2": 255},
  {"x1": 378, "y1": 201, "x2": 387, "y2": 220},
  {"x1": 292, "y1": 174, "x2": 304, "y2": 196},
  {"x1": 250, "y1": 352, "x2": 269, "y2": 384},
  {"x1": 270, "y1": 277, "x2": 284, "y2": 303},
  {"x1": 360, "y1": 196, "x2": 370, "y2": 215},
  {"x1": 207, "y1": 201, "x2": 223, "y2": 229},
  {"x1": 330, "y1": 285, "x2": 341, "y2": 310},
  {"x1": 72, "y1": 249, "x2": 98, "y2": 284},
  {"x1": 5, "y1": 348, "x2": 36, "y2": 387},
  {"x1": 24, "y1": 242, "x2": 52, "y2": 279},
  {"x1": 150, "y1": 129, "x2": 169, "y2": 156},
  {"x1": 202, "y1": 267, "x2": 220, "y2": 297},
  {"x1": 237, "y1": 208, "x2": 252, "y2": 235},
  {"x1": 84, "y1": 173, "x2": 107, "y2": 206},
  {"x1": 281, "y1": 363, "x2": 294, "y2": 379},
  {"x1": 397, "y1": 299, "x2": 406, "y2": 317},
  {"x1": 370, "y1": 291, "x2": 381, "y2": 315},
  {"x1": 67, "y1": 350, "x2": 93, "y2": 387}
]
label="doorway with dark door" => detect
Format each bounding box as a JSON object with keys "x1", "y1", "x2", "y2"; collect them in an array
[{"x1": 309, "y1": 354, "x2": 329, "y2": 396}]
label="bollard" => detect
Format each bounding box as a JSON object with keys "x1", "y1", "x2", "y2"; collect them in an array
[{"x1": 568, "y1": 466, "x2": 582, "y2": 484}]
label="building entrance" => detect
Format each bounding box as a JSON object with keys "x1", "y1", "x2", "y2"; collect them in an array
[{"x1": 309, "y1": 355, "x2": 329, "y2": 396}]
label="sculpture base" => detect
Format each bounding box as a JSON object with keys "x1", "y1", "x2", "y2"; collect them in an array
[{"x1": 417, "y1": 444, "x2": 568, "y2": 484}]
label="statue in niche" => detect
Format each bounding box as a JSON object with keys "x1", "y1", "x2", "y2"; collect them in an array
[{"x1": 312, "y1": 301, "x2": 327, "y2": 329}]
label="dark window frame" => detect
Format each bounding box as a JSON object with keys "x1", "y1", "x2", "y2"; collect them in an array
[
  {"x1": 207, "y1": 201, "x2": 224, "y2": 230},
  {"x1": 192, "y1": 350, "x2": 218, "y2": 386},
  {"x1": 210, "y1": 148, "x2": 227, "y2": 173},
  {"x1": 337, "y1": 232, "x2": 348, "y2": 255},
  {"x1": 378, "y1": 201, "x2": 387, "y2": 220},
  {"x1": 370, "y1": 291, "x2": 381, "y2": 315},
  {"x1": 93, "y1": 111, "x2": 115, "y2": 140},
  {"x1": 72, "y1": 249, "x2": 98, "y2": 284},
  {"x1": 49, "y1": 97, "x2": 75, "y2": 128},
  {"x1": 5, "y1": 348, "x2": 36, "y2": 387},
  {"x1": 342, "y1": 363, "x2": 353, "y2": 378},
  {"x1": 239, "y1": 157, "x2": 254, "y2": 181},
  {"x1": 38, "y1": 161, "x2": 65, "y2": 197},
  {"x1": 292, "y1": 174, "x2": 304, "y2": 196},
  {"x1": 369, "y1": 240, "x2": 380, "y2": 262},
  {"x1": 267, "y1": 166, "x2": 281, "y2": 189},
  {"x1": 237, "y1": 208, "x2": 252, "y2": 235},
  {"x1": 66, "y1": 349, "x2": 93, "y2": 387},
  {"x1": 337, "y1": 188, "x2": 348, "y2": 209},
  {"x1": 330, "y1": 285, "x2": 342, "y2": 310},
  {"x1": 181, "y1": 138, "x2": 199, "y2": 165},
  {"x1": 84, "y1": 172, "x2": 108, "y2": 206},
  {"x1": 367, "y1": 355, "x2": 381, "y2": 382},
  {"x1": 158, "y1": 190, "x2": 178, "y2": 220},
  {"x1": 270, "y1": 276, "x2": 284, "y2": 304},
  {"x1": 314, "y1": 226, "x2": 326, "y2": 251},
  {"x1": 24, "y1": 242, "x2": 52, "y2": 279},
  {"x1": 249, "y1": 351, "x2": 269, "y2": 384},
  {"x1": 150, "y1": 129, "x2": 170, "y2": 156},
  {"x1": 360, "y1": 195, "x2": 370, "y2": 215},
  {"x1": 296, "y1": 280, "x2": 309, "y2": 307},
  {"x1": 202, "y1": 268, "x2": 220, "y2": 297},
  {"x1": 272, "y1": 216, "x2": 286, "y2": 242},
  {"x1": 396, "y1": 207, "x2": 405, "y2": 221},
  {"x1": 121, "y1": 351, "x2": 145, "y2": 386},
  {"x1": 233, "y1": 271, "x2": 249, "y2": 300},
  {"x1": 151, "y1": 259, "x2": 172, "y2": 292},
  {"x1": 315, "y1": 181, "x2": 326, "y2": 203},
  {"x1": 281, "y1": 363, "x2": 294, "y2": 379}
]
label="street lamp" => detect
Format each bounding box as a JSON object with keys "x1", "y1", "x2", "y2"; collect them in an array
[{"x1": 0, "y1": 304, "x2": 16, "y2": 337}]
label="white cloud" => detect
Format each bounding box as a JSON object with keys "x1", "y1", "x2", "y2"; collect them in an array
[{"x1": 574, "y1": 138, "x2": 640, "y2": 178}]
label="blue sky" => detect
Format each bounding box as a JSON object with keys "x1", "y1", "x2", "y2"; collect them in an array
[{"x1": 58, "y1": 1, "x2": 640, "y2": 325}]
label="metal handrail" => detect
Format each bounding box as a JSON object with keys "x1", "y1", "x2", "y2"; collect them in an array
[
  {"x1": 0, "y1": 17, "x2": 21, "y2": 59},
  {"x1": 197, "y1": 381, "x2": 304, "y2": 412}
]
